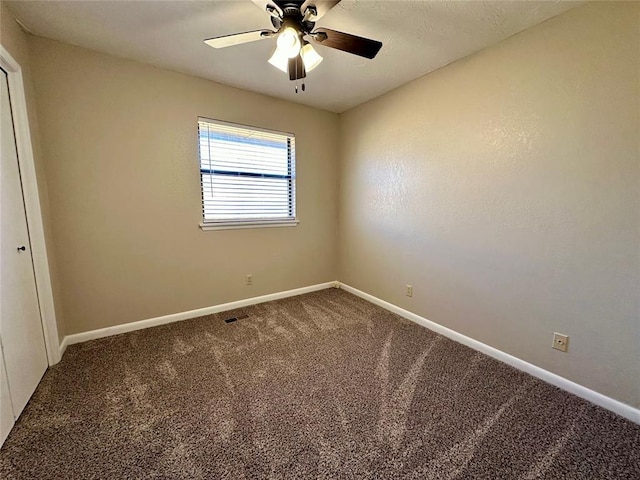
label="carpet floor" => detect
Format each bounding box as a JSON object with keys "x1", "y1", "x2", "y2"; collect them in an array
[{"x1": 1, "y1": 288, "x2": 639, "y2": 479}]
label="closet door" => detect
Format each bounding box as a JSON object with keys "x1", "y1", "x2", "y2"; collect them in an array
[{"x1": 0, "y1": 67, "x2": 48, "y2": 429}]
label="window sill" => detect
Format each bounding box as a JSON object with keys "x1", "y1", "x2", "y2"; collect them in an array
[{"x1": 199, "y1": 220, "x2": 299, "y2": 231}]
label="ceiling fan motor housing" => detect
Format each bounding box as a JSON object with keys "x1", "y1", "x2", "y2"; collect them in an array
[{"x1": 271, "y1": 1, "x2": 316, "y2": 34}]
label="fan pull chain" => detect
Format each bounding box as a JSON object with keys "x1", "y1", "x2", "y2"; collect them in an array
[{"x1": 294, "y1": 80, "x2": 306, "y2": 94}]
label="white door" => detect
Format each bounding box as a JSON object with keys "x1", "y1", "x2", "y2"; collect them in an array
[{"x1": 0, "y1": 67, "x2": 48, "y2": 440}]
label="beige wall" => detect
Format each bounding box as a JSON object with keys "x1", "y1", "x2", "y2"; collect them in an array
[
  {"x1": 27, "y1": 36, "x2": 339, "y2": 335},
  {"x1": 1, "y1": 4, "x2": 66, "y2": 341},
  {"x1": 338, "y1": 2, "x2": 639, "y2": 408}
]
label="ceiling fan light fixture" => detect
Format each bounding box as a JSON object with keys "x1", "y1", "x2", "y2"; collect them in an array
[
  {"x1": 301, "y1": 43, "x2": 323, "y2": 72},
  {"x1": 204, "y1": 0, "x2": 383, "y2": 85},
  {"x1": 276, "y1": 26, "x2": 301, "y2": 58},
  {"x1": 268, "y1": 47, "x2": 289, "y2": 73}
]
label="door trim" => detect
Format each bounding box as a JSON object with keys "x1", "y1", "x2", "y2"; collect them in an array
[{"x1": 1, "y1": 45, "x2": 60, "y2": 365}]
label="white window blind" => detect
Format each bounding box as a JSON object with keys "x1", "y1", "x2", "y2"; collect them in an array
[{"x1": 198, "y1": 118, "x2": 296, "y2": 229}]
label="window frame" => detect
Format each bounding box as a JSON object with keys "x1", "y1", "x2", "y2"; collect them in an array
[{"x1": 197, "y1": 117, "x2": 298, "y2": 231}]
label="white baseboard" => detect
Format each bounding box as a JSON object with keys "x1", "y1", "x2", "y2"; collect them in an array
[
  {"x1": 59, "y1": 336, "x2": 68, "y2": 358},
  {"x1": 62, "y1": 281, "x2": 338, "y2": 347},
  {"x1": 339, "y1": 283, "x2": 640, "y2": 425}
]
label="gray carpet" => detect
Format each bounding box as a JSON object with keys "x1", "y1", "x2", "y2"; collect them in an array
[{"x1": 1, "y1": 288, "x2": 639, "y2": 479}]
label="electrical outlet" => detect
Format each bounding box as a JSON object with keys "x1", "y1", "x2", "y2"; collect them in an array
[
  {"x1": 552, "y1": 332, "x2": 568, "y2": 352},
  {"x1": 245, "y1": 274, "x2": 253, "y2": 286},
  {"x1": 406, "y1": 285, "x2": 413, "y2": 297}
]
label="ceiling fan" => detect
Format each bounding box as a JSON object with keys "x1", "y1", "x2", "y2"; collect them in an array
[{"x1": 204, "y1": 0, "x2": 382, "y2": 83}]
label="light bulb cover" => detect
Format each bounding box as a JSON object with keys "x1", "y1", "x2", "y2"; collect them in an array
[
  {"x1": 268, "y1": 47, "x2": 289, "y2": 73},
  {"x1": 276, "y1": 27, "x2": 301, "y2": 58},
  {"x1": 301, "y1": 43, "x2": 323, "y2": 72}
]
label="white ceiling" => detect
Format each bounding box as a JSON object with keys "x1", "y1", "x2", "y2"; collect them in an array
[{"x1": 6, "y1": 0, "x2": 580, "y2": 113}]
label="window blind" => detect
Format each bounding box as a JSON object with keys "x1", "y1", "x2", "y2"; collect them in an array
[{"x1": 198, "y1": 118, "x2": 296, "y2": 225}]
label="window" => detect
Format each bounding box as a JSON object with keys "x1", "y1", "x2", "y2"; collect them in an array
[{"x1": 198, "y1": 118, "x2": 297, "y2": 230}]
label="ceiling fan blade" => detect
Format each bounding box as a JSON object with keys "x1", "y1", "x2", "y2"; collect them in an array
[
  {"x1": 288, "y1": 55, "x2": 306, "y2": 81},
  {"x1": 251, "y1": 0, "x2": 283, "y2": 17},
  {"x1": 311, "y1": 27, "x2": 382, "y2": 59},
  {"x1": 301, "y1": 0, "x2": 341, "y2": 21},
  {"x1": 204, "y1": 30, "x2": 275, "y2": 49}
]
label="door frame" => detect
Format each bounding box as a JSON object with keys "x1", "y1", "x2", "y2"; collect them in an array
[{"x1": 1, "y1": 44, "x2": 60, "y2": 365}]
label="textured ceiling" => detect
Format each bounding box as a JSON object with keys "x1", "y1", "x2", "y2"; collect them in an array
[{"x1": 5, "y1": 0, "x2": 580, "y2": 113}]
